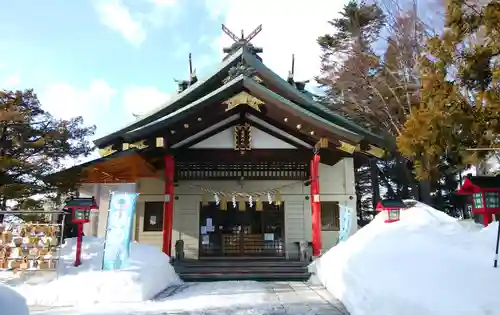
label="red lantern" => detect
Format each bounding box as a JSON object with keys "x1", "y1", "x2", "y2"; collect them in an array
[
  {"x1": 456, "y1": 174, "x2": 500, "y2": 226},
  {"x1": 65, "y1": 197, "x2": 97, "y2": 224},
  {"x1": 63, "y1": 197, "x2": 98, "y2": 266},
  {"x1": 376, "y1": 199, "x2": 406, "y2": 223}
]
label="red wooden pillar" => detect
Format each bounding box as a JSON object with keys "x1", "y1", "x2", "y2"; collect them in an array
[
  {"x1": 74, "y1": 223, "x2": 83, "y2": 266},
  {"x1": 310, "y1": 153, "x2": 322, "y2": 257},
  {"x1": 162, "y1": 155, "x2": 175, "y2": 256},
  {"x1": 481, "y1": 193, "x2": 492, "y2": 226}
]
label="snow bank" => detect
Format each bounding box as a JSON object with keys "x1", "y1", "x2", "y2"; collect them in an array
[
  {"x1": 12, "y1": 236, "x2": 181, "y2": 306},
  {"x1": 0, "y1": 283, "x2": 29, "y2": 315},
  {"x1": 311, "y1": 201, "x2": 500, "y2": 315}
]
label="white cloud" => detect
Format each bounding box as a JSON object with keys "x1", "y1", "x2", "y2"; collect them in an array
[
  {"x1": 147, "y1": 0, "x2": 176, "y2": 7},
  {"x1": 93, "y1": 0, "x2": 177, "y2": 45},
  {"x1": 39, "y1": 79, "x2": 117, "y2": 125},
  {"x1": 3, "y1": 73, "x2": 21, "y2": 88},
  {"x1": 123, "y1": 85, "x2": 170, "y2": 117},
  {"x1": 206, "y1": 0, "x2": 348, "y2": 84},
  {"x1": 94, "y1": 0, "x2": 146, "y2": 45}
]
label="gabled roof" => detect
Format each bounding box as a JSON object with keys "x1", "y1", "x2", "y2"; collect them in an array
[
  {"x1": 94, "y1": 48, "x2": 247, "y2": 147},
  {"x1": 95, "y1": 47, "x2": 387, "y2": 150},
  {"x1": 117, "y1": 75, "x2": 363, "y2": 146},
  {"x1": 243, "y1": 78, "x2": 362, "y2": 143},
  {"x1": 376, "y1": 199, "x2": 406, "y2": 210},
  {"x1": 457, "y1": 174, "x2": 500, "y2": 194},
  {"x1": 239, "y1": 50, "x2": 386, "y2": 148},
  {"x1": 124, "y1": 75, "x2": 246, "y2": 141}
]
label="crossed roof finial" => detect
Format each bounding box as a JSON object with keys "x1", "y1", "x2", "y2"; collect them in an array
[{"x1": 221, "y1": 24, "x2": 263, "y2": 59}]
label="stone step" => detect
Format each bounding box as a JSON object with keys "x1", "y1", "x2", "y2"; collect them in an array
[
  {"x1": 176, "y1": 267, "x2": 308, "y2": 274},
  {"x1": 180, "y1": 272, "x2": 311, "y2": 282},
  {"x1": 174, "y1": 258, "x2": 310, "y2": 282},
  {"x1": 175, "y1": 260, "x2": 308, "y2": 268}
]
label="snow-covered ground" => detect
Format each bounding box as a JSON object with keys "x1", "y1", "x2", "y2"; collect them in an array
[
  {"x1": 2, "y1": 237, "x2": 181, "y2": 306},
  {"x1": 30, "y1": 281, "x2": 345, "y2": 315},
  {"x1": 0, "y1": 283, "x2": 29, "y2": 315},
  {"x1": 6, "y1": 201, "x2": 500, "y2": 315},
  {"x1": 311, "y1": 201, "x2": 500, "y2": 315}
]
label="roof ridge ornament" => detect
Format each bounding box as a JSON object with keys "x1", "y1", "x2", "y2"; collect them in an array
[
  {"x1": 286, "y1": 54, "x2": 309, "y2": 92},
  {"x1": 222, "y1": 24, "x2": 263, "y2": 60},
  {"x1": 173, "y1": 53, "x2": 198, "y2": 93},
  {"x1": 223, "y1": 60, "x2": 257, "y2": 84}
]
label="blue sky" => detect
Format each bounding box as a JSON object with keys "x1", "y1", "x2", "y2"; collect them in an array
[{"x1": 0, "y1": 0, "x2": 348, "y2": 155}]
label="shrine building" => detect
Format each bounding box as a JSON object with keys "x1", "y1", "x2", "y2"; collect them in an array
[{"x1": 61, "y1": 25, "x2": 387, "y2": 260}]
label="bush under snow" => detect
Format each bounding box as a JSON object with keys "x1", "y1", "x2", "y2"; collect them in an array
[
  {"x1": 10, "y1": 236, "x2": 181, "y2": 306},
  {"x1": 311, "y1": 201, "x2": 500, "y2": 315}
]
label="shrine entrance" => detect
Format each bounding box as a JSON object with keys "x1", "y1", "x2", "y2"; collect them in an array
[{"x1": 198, "y1": 202, "x2": 285, "y2": 257}]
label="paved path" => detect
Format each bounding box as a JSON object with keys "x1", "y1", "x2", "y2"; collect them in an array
[
  {"x1": 263, "y1": 281, "x2": 348, "y2": 315},
  {"x1": 30, "y1": 281, "x2": 348, "y2": 315}
]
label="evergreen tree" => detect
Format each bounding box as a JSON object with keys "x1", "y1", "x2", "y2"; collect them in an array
[
  {"x1": 0, "y1": 89, "x2": 95, "y2": 221},
  {"x1": 317, "y1": 1, "x2": 388, "y2": 220},
  {"x1": 397, "y1": 0, "x2": 500, "y2": 180}
]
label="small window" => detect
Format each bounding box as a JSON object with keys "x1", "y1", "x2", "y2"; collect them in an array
[
  {"x1": 485, "y1": 192, "x2": 499, "y2": 208},
  {"x1": 473, "y1": 193, "x2": 484, "y2": 208},
  {"x1": 320, "y1": 201, "x2": 340, "y2": 231},
  {"x1": 143, "y1": 202, "x2": 164, "y2": 232}
]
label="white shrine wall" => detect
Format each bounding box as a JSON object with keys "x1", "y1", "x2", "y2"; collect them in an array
[{"x1": 81, "y1": 123, "x2": 357, "y2": 259}]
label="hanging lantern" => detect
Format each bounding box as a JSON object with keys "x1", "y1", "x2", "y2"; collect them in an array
[
  {"x1": 248, "y1": 195, "x2": 253, "y2": 207},
  {"x1": 220, "y1": 196, "x2": 227, "y2": 210},
  {"x1": 255, "y1": 199, "x2": 263, "y2": 211},
  {"x1": 275, "y1": 191, "x2": 282, "y2": 206}
]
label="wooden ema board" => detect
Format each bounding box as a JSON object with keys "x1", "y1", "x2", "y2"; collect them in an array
[{"x1": 0, "y1": 224, "x2": 61, "y2": 272}]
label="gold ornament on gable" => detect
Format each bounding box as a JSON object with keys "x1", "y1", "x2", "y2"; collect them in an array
[{"x1": 223, "y1": 91, "x2": 263, "y2": 112}]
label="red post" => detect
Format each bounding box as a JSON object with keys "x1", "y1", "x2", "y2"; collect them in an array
[
  {"x1": 162, "y1": 155, "x2": 175, "y2": 256},
  {"x1": 310, "y1": 153, "x2": 322, "y2": 257},
  {"x1": 74, "y1": 223, "x2": 83, "y2": 267},
  {"x1": 481, "y1": 193, "x2": 492, "y2": 226}
]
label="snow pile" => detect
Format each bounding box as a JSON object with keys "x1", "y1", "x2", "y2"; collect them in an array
[
  {"x1": 0, "y1": 283, "x2": 29, "y2": 315},
  {"x1": 12, "y1": 236, "x2": 181, "y2": 306},
  {"x1": 311, "y1": 201, "x2": 500, "y2": 315}
]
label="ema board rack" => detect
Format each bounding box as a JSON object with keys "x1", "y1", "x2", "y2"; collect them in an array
[{"x1": 0, "y1": 210, "x2": 67, "y2": 275}]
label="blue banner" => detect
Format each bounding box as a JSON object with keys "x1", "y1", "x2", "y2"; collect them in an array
[
  {"x1": 102, "y1": 192, "x2": 138, "y2": 270},
  {"x1": 338, "y1": 205, "x2": 353, "y2": 242}
]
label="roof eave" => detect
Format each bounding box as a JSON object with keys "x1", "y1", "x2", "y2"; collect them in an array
[
  {"x1": 243, "y1": 78, "x2": 363, "y2": 144},
  {"x1": 121, "y1": 75, "x2": 246, "y2": 142},
  {"x1": 241, "y1": 51, "x2": 387, "y2": 148},
  {"x1": 94, "y1": 48, "x2": 246, "y2": 148}
]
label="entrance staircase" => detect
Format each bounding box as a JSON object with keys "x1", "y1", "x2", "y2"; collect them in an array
[{"x1": 173, "y1": 258, "x2": 311, "y2": 282}]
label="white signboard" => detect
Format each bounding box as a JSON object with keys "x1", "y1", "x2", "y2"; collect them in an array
[{"x1": 264, "y1": 233, "x2": 274, "y2": 241}]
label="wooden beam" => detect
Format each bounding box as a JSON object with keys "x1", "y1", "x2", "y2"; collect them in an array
[
  {"x1": 245, "y1": 120, "x2": 310, "y2": 149},
  {"x1": 173, "y1": 149, "x2": 312, "y2": 163},
  {"x1": 177, "y1": 115, "x2": 242, "y2": 149},
  {"x1": 245, "y1": 107, "x2": 317, "y2": 146},
  {"x1": 338, "y1": 141, "x2": 357, "y2": 154},
  {"x1": 314, "y1": 138, "x2": 329, "y2": 151},
  {"x1": 166, "y1": 106, "x2": 239, "y2": 147}
]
